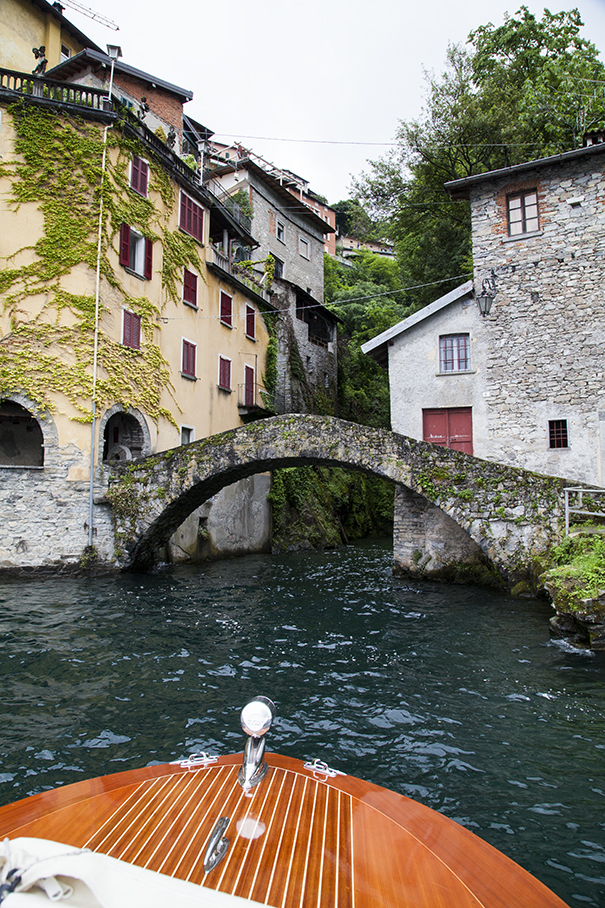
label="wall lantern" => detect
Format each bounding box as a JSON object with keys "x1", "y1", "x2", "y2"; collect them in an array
[{"x1": 475, "y1": 275, "x2": 497, "y2": 317}]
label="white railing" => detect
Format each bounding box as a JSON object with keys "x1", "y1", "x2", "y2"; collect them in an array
[{"x1": 564, "y1": 487, "x2": 605, "y2": 534}]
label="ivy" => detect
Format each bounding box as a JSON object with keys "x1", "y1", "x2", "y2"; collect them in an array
[{"x1": 0, "y1": 103, "x2": 181, "y2": 424}]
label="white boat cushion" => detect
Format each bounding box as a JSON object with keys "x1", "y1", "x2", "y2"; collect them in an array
[{"x1": 0, "y1": 838, "x2": 264, "y2": 907}]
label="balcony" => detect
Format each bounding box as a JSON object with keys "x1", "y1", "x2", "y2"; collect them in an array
[
  {"x1": 0, "y1": 67, "x2": 114, "y2": 116},
  {"x1": 238, "y1": 382, "x2": 274, "y2": 422},
  {"x1": 206, "y1": 246, "x2": 272, "y2": 304}
]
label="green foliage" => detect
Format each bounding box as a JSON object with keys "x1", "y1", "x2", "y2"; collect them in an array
[
  {"x1": 324, "y1": 252, "x2": 409, "y2": 428},
  {"x1": 543, "y1": 532, "x2": 605, "y2": 614},
  {"x1": 269, "y1": 465, "x2": 393, "y2": 553},
  {"x1": 0, "y1": 104, "x2": 177, "y2": 423},
  {"x1": 355, "y1": 6, "x2": 605, "y2": 307},
  {"x1": 228, "y1": 188, "x2": 254, "y2": 220},
  {"x1": 331, "y1": 198, "x2": 384, "y2": 241}
]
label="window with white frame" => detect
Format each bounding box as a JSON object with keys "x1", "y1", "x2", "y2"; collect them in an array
[
  {"x1": 299, "y1": 236, "x2": 310, "y2": 259},
  {"x1": 119, "y1": 224, "x2": 153, "y2": 279},
  {"x1": 507, "y1": 190, "x2": 539, "y2": 236},
  {"x1": 180, "y1": 191, "x2": 204, "y2": 242},
  {"x1": 276, "y1": 220, "x2": 285, "y2": 242},
  {"x1": 182, "y1": 339, "x2": 196, "y2": 379},
  {"x1": 439, "y1": 334, "x2": 470, "y2": 373},
  {"x1": 180, "y1": 425, "x2": 194, "y2": 445},
  {"x1": 218, "y1": 355, "x2": 231, "y2": 391},
  {"x1": 245, "y1": 304, "x2": 255, "y2": 339},
  {"x1": 220, "y1": 291, "x2": 233, "y2": 327},
  {"x1": 183, "y1": 269, "x2": 198, "y2": 308},
  {"x1": 130, "y1": 155, "x2": 149, "y2": 197},
  {"x1": 60, "y1": 44, "x2": 71, "y2": 62}
]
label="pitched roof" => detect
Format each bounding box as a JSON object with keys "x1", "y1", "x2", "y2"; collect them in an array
[
  {"x1": 445, "y1": 141, "x2": 605, "y2": 200},
  {"x1": 361, "y1": 281, "x2": 474, "y2": 367},
  {"x1": 47, "y1": 49, "x2": 193, "y2": 102}
]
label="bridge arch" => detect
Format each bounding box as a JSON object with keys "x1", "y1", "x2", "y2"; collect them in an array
[{"x1": 107, "y1": 415, "x2": 568, "y2": 588}]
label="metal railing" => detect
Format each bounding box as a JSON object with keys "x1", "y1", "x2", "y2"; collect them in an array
[
  {"x1": 206, "y1": 247, "x2": 272, "y2": 303},
  {"x1": 204, "y1": 177, "x2": 252, "y2": 233},
  {"x1": 564, "y1": 487, "x2": 605, "y2": 534},
  {"x1": 0, "y1": 67, "x2": 113, "y2": 112},
  {"x1": 238, "y1": 382, "x2": 269, "y2": 410}
]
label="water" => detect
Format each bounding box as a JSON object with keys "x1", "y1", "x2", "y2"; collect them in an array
[{"x1": 0, "y1": 539, "x2": 603, "y2": 906}]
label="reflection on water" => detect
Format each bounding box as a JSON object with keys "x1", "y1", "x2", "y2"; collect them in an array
[{"x1": 0, "y1": 539, "x2": 604, "y2": 905}]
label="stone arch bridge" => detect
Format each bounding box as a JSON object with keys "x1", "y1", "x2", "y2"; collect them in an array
[{"x1": 108, "y1": 415, "x2": 569, "y2": 591}]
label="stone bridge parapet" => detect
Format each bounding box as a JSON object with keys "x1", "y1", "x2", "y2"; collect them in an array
[{"x1": 107, "y1": 415, "x2": 571, "y2": 588}]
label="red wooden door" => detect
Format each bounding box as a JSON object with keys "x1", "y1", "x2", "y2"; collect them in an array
[{"x1": 423, "y1": 408, "x2": 473, "y2": 454}]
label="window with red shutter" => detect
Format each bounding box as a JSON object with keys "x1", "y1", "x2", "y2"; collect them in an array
[
  {"x1": 183, "y1": 269, "x2": 198, "y2": 307},
  {"x1": 218, "y1": 356, "x2": 231, "y2": 390},
  {"x1": 244, "y1": 364, "x2": 254, "y2": 406},
  {"x1": 123, "y1": 310, "x2": 141, "y2": 350},
  {"x1": 130, "y1": 156, "x2": 149, "y2": 197},
  {"x1": 182, "y1": 340, "x2": 196, "y2": 378},
  {"x1": 245, "y1": 304, "x2": 255, "y2": 339},
  {"x1": 220, "y1": 291, "x2": 233, "y2": 327},
  {"x1": 120, "y1": 224, "x2": 152, "y2": 280},
  {"x1": 180, "y1": 192, "x2": 204, "y2": 242}
]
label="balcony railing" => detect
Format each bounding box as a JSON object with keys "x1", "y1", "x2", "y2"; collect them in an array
[
  {"x1": 204, "y1": 177, "x2": 252, "y2": 234},
  {"x1": 0, "y1": 68, "x2": 113, "y2": 113},
  {"x1": 238, "y1": 382, "x2": 271, "y2": 412},
  {"x1": 206, "y1": 247, "x2": 272, "y2": 303}
]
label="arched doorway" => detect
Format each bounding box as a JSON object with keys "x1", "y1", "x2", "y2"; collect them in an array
[
  {"x1": 0, "y1": 400, "x2": 44, "y2": 466},
  {"x1": 102, "y1": 408, "x2": 149, "y2": 463}
]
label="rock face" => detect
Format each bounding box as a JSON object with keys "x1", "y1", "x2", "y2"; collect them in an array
[{"x1": 544, "y1": 581, "x2": 605, "y2": 650}]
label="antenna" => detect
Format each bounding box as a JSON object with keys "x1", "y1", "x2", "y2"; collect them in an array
[{"x1": 57, "y1": 0, "x2": 119, "y2": 31}]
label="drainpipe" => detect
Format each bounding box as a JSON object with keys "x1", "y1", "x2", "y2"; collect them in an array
[{"x1": 87, "y1": 45, "x2": 121, "y2": 549}]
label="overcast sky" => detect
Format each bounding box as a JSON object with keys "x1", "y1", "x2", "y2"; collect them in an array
[{"x1": 70, "y1": 0, "x2": 605, "y2": 204}]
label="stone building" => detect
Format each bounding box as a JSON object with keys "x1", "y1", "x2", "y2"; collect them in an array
[
  {"x1": 205, "y1": 148, "x2": 338, "y2": 415},
  {"x1": 364, "y1": 139, "x2": 605, "y2": 488},
  {"x1": 0, "y1": 59, "x2": 276, "y2": 570},
  {"x1": 362, "y1": 140, "x2": 605, "y2": 578}
]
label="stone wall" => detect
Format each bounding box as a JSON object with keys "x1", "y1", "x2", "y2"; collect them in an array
[{"x1": 470, "y1": 154, "x2": 605, "y2": 485}]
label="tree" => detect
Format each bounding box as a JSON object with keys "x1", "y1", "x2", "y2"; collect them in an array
[{"x1": 355, "y1": 7, "x2": 605, "y2": 307}]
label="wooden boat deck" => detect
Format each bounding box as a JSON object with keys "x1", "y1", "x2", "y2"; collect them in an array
[{"x1": 0, "y1": 753, "x2": 568, "y2": 907}]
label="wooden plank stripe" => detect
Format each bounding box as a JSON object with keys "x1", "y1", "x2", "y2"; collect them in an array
[
  {"x1": 261, "y1": 771, "x2": 304, "y2": 906},
  {"x1": 297, "y1": 780, "x2": 319, "y2": 908},
  {"x1": 139, "y1": 770, "x2": 207, "y2": 868},
  {"x1": 280, "y1": 775, "x2": 309, "y2": 908},
  {"x1": 242, "y1": 768, "x2": 289, "y2": 903},
  {"x1": 84, "y1": 776, "x2": 168, "y2": 851},
  {"x1": 115, "y1": 775, "x2": 190, "y2": 861},
  {"x1": 228, "y1": 766, "x2": 281, "y2": 897}
]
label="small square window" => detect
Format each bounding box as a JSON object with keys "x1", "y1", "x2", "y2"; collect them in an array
[
  {"x1": 182, "y1": 339, "x2": 196, "y2": 378},
  {"x1": 130, "y1": 156, "x2": 149, "y2": 197},
  {"x1": 60, "y1": 44, "x2": 71, "y2": 62},
  {"x1": 507, "y1": 190, "x2": 539, "y2": 236},
  {"x1": 183, "y1": 269, "x2": 198, "y2": 308},
  {"x1": 549, "y1": 420, "x2": 568, "y2": 448},
  {"x1": 245, "y1": 304, "x2": 255, "y2": 339},
  {"x1": 219, "y1": 355, "x2": 231, "y2": 390},
  {"x1": 439, "y1": 334, "x2": 470, "y2": 372},
  {"x1": 276, "y1": 220, "x2": 285, "y2": 242},
  {"x1": 181, "y1": 426, "x2": 194, "y2": 445},
  {"x1": 220, "y1": 291, "x2": 233, "y2": 327},
  {"x1": 123, "y1": 309, "x2": 141, "y2": 349}
]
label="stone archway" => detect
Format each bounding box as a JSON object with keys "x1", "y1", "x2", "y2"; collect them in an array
[
  {"x1": 0, "y1": 395, "x2": 58, "y2": 467},
  {"x1": 107, "y1": 415, "x2": 571, "y2": 589},
  {"x1": 99, "y1": 405, "x2": 151, "y2": 464}
]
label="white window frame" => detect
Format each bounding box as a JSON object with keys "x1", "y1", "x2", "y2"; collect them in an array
[
  {"x1": 439, "y1": 334, "x2": 471, "y2": 373},
  {"x1": 299, "y1": 236, "x2": 310, "y2": 259},
  {"x1": 180, "y1": 425, "x2": 195, "y2": 445},
  {"x1": 276, "y1": 220, "x2": 285, "y2": 243}
]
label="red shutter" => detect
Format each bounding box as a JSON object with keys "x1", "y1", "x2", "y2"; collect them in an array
[
  {"x1": 246, "y1": 305, "x2": 255, "y2": 339},
  {"x1": 219, "y1": 356, "x2": 231, "y2": 390},
  {"x1": 183, "y1": 269, "x2": 198, "y2": 306},
  {"x1": 123, "y1": 311, "x2": 141, "y2": 349},
  {"x1": 119, "y1": 224, "x2": 131, "y2": 266},
  {"x1": 182, "y1": 340, "x2": 196, "y2": 377},
  {"x1": 220, "y1": 292, "x2": 232, "y2": 326},
  {"x1": 144, "y1": 238, "x2": 153, "y2": 280},
  {"x1": 180, "y1": 193, "x2": 203, "y2": 242},
  {"x1": 423, "y1": 408, "x2": 473, "y2": 455},
  {"x1": 244, "y1": 364, "x2": 254, "y2": 405},
  {"x1": 131, "y1": 156, "x2": 149, "y2": 196}
]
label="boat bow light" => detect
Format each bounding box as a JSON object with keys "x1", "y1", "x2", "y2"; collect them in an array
[{"x1": 238, "y1": 696, "x2": 275, "y2": 790}]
